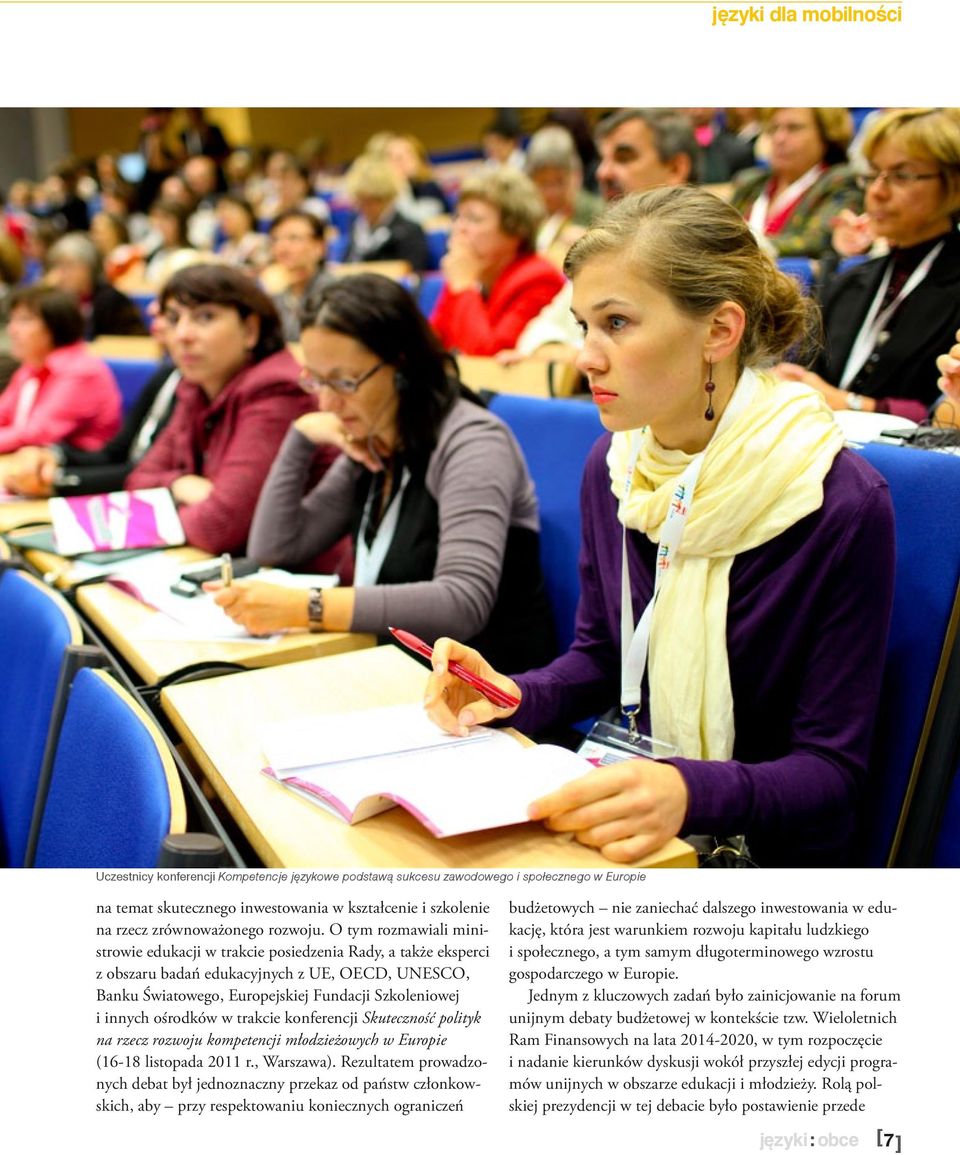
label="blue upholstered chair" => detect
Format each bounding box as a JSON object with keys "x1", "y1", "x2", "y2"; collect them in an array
[
  {"x1": 853, "y1": 442, "x2": 960, "y2": 866},
  {"x1": 129, "y1": 291, "x2": 156, "y2": 329},
  {"x1": 30, "y1": 667, "x2": 187, "y2": 868},
  {"x1": 488, "y1": 394, "x2": 602, "y2": 652},
  {"x1": 776, "y1": 257, "x2": 816, "y2": 295},
  {"x1": 417, "y1": 273, "x2": 445, "y2": 318},
  {"x1": 326, "y1": 233, "x2": 350, "y2": 263},
  {"x1": 425, "y1": 229, "x2": 449, "y2": 271},
  {"x1": 838, "y1": 255, "x2": 870, "y2": 275},
  {"x1": 0, "y1": 569, "x2": 83, "y2": 867},
  {"x1": 104, "y1": 357, "x2": 157, "y2": 417}
]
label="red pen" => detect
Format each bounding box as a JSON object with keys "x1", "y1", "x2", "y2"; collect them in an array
[{"x1": 388, "y1": 627, "x2": 521, "y2": 710}]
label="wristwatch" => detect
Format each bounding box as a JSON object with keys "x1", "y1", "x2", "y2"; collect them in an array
[
  {"x1": 846, "y1": 393, "x2": 866, "y2": 411},
  {"x1": 307, "y1": 588, "x2": 325, "y2": 632}
]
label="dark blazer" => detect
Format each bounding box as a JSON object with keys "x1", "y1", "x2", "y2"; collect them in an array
[
  {"x1": 345, "y1": 209, "x2": 429, "y2": 270},
  {"x1": 813, "y1": 228, "x2": 960, "y2": 410}
]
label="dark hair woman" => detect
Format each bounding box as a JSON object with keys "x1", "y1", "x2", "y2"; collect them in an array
[
  {"x1": 212, "y1": 272, "x2": 556, "y2": 673},
  {"x1": 124, "y1": 264, "x2": 343, "y2": 561}
]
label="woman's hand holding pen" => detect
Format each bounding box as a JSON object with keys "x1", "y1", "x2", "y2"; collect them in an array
[
  {"x1": 528, "y1": 759, "x2": 689, "y2": 864},
  {"x1": 423, "y1": 637, "x2": 522, "y2": 736},
  {"x1": 204, "y1": 580, "x2": 308, "y2": 636}
]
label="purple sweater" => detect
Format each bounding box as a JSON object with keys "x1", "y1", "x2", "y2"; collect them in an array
[{"x1": 511, "y1": 435, "x2": 896, "y2": 867}]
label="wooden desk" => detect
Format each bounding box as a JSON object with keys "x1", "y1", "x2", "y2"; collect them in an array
[
  {"x1": 77, "y1": 575, "x2": 375, "y2": 685},
  {"x1": 0, "y1": 497, "x2": 51, "y2": 535},
  {"x1": 457, "y1": 355, "x2": 582, "y2": 399},
  {"x1": 331, "y1": 260, "x2": 413, "y2": 281},
  {"x1": 162, "y1": 645, "x2": 697, "y2": 870},
  {"x1": 88, "y1": 335, "x2": 161, "y2": 361}
]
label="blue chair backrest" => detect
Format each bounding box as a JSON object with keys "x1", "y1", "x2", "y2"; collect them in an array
[
  {"x1": 488, "y1": 395, "x2": 603, "y2": 651},
  {"x1": 776, "y1": 257, "x2": 816, "y2": 295},
  {"x1": 425, "y1": 229, "x2": 449, "y2": 271},
  {"x1": 328, "y1": 204, "x2": 357, "y2": 237},
  {"x1": 838, "y1": 255, "x2": 870, "y2": 275},
  {"x1": 104, "y1": 357, "x2": 156, "y2": 417},
  {"x1": 129, "y1": 291, "x2": 156, "y2": 328},
  {"x1": 0, "y1": 570, "x2": 82, "y2": 867},
  {"x1": 33, "y1": 667, "x2": 186, "y2": 868},
  {"x1": 327, "y1": 234, "x2": 349, "y2": 263},
  {"x1": 853, "y1": 443, "x2": 960, "y2": 865},
  {"x1": 418, "y1": 273, "x2": 445, "y2": 318}
]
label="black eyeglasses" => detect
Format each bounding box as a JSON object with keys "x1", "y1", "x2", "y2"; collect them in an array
[
  {"x1": 854, "y1": 167, "x2": 943, "y2": 192},
  {"x1": 299, "y1": 361, "x2": 386, "y2": 395}
]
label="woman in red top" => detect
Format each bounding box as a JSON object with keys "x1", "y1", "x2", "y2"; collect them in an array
[
  {"x1": 431, "y1": 167, "x2": 565, "y2": 355},
  {"x1": 125, "y1": 263, "x2": 346, "y2": 565},
  {"x1": 0, "y1": 287, "x2": 121, "y2": 454}
]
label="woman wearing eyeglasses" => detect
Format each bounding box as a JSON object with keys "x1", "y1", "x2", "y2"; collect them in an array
[
  {"x1": 775, "y1": 107, "x2": 960, "y2": 422},
  {"x1": 213, "y1": 273, "x2": 556, "y2": 673},
  {"x1": 729, "y1": 108, "x2": 861, "y2": 258}
]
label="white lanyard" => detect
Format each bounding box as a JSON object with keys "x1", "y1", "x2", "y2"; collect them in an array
[
  {"x1": 130, "y1": 369, "x2": 181, "y2": 461},
  {"x1": 13, "y1": 376, "x2": 40, "y2": 432},
  {"x1": 747, "y1": 164, "x2": 823, "y2": 236},
  {"x1": 618, "y1": 374, "x2": 754, "y2": 734},
  {"x1": 353, "y1": 466, "x2": 410, "y2": 588},
  {"x1": 839, "y1": 241, "x2": 943, "y2": 390}
]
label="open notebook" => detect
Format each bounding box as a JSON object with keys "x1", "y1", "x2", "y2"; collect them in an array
[{"x1": 259, "y1": 702, "x2": 588, "y2": 837}]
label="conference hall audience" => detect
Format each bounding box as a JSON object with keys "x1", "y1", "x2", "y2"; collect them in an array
[
  {"x1": 525, "y1": 125, "x2": 602, "y2": 266},
  {"x1": 684, "y1": 108, "x2": 756, "y2": 184},
  {"x1": 382, "y1": 133, "x2": 451, "y2": 224},
  {"x1": 430, "y1": 167, "x2": 565, "y2": 355},
  {"x1": 729, "y1": 107, "x2": 862, "y2": 258},
  {"x1": 342, "y1": 157, "x2": 430, "y2": 270},
  {"x1": 46, "y1": 233, "x2": 147, "y2": 339},
  {"x1": 89, "y1": 211, "x2": 131, "y2": 274},
  {"x1": 181, "y1": 155, "x2": 221, "y2": 249},
  {"x1": 141, "y1": 199, "x2": 195, "y2": 287},
  {"x1": 256, "y1": 150, "x2": 330, "y2": 224},
  {"x1": 179, "y1": 108, "x2": 231, "y2": 164},
  {"x1": 215, "y1": 194, "x2": 270, "y2": 271},
  {"x1": 265, "y1": 209, "x2": 334, "y2": 343},
  {"x1": 481, "y1": 111, "x2": 526, "y2": 170},
  {"x1": 505, "y1": 108, "x2": 698, "y2": 363}
]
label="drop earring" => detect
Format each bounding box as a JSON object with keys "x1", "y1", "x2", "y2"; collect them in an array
[{"x1": 704, "y1": 361, "x2": 716, "y2": 421}]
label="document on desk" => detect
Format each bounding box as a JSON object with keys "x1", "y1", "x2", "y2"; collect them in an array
[
  {"x1": 260, "y1": 703, "x2": 588, "y2": 836},
  {"x1": 84, "y1": 553, "x2": 279, "y2": 642}
]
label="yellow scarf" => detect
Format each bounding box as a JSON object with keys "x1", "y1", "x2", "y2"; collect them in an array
[{"x1": 607, "y1": 369, "x2": 844, "y2": 760}]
